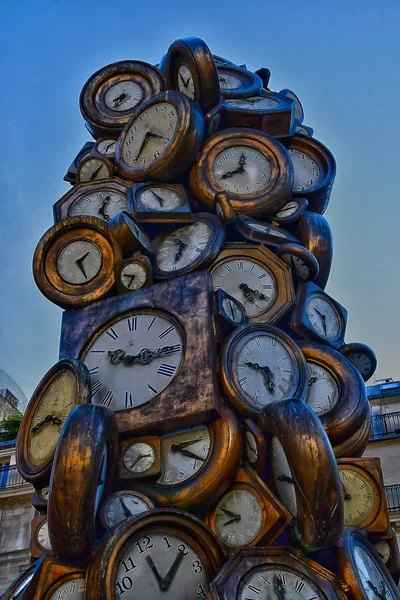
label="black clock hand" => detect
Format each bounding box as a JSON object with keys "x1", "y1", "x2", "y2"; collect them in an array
[
  {"x1": 184, "y1": 76, "x2": 192, "y2": 87},
  {"x1": 308, "y1": 376, "x2": 317, "y2": 386},
  {"x1": 245, "y1": 361, "x2": 275, "y2": 393},
  {"x1": 31, "y1": 414, "x2": 56, "y2": 434},
  {"x1": 277, "y1": 474, "x2": 294, "y2": 484},
  {"x1": 112, "y1": 92, "x2": 129, "y2": 108},
  {"x1": 314, "y1": 307, "x2": 328, "y2": 334},
  {"x1": 119, "y1": 497, "x2": 133, "y2": 518},
  {"x1": 172, "y1": 447, "x2": 206, "y2": 461},
  {"x1": 124, "y1": 273, "x2": 136, "y2": 288},
  {"x1": 98, "y1": 195, "x2": 111, "y2": 221},
  {"x1": 170, "y1": 437, "x2": 202, "y2": 451},
  {"x1": 128, "y1": 453, "x2": 152, "y2": 469},
  {"x1": 133, "y1": 131, "x2": 162, "y2": 162},
  {"x1": 367, "y1": 580, "x2": 385, "y2": 600},
  {"x1": 104, "y1": 141, "x2": 116, "y2": 153},
  {"x1": 220, "y1": 507, "x2": 241, "y2": 526},
  {"x1": 340, "y1": 480, "x2": 351, "y2": 501},
  {"x1": 75, "y1": 251, "x2": 90, "y2": 279},
  {"x1": 162, "y1": 550, "x2": 185, "y2": 592},
  {"x1": 239, "y1": 282, "x2": 268, "y2": 302},
  {"x1": 178, "y1": 73, "x2": 186, "y2": 87},
  {"x1": 145, "y1": 556, "x2": 165, "y2": 591},
  {"x1": 222, "y1": 516, "x2": 241, "y2": 526},
  {"x1": 89, "y1": 165, "x2": 104, "y2": 180},
  {"x1": 150, "y1": 189, "x2": 165, "y2": 207},
  {"x1": 174, "y1": 238, "x2": 187, "y2": 263},
  {"x1": 274, "y1": 576, "x2": 286, "y2": 600}
]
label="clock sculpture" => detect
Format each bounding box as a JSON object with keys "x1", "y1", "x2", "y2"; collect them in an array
[{"x1": 6, "y1": 35, "x2": 395, "y2": 600}]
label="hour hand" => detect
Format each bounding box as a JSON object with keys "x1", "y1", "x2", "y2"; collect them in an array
[
  {"x1": 145, "y1": 556, "x2": 165, "y2": 591},
  {"x1": 171, "y1": 437, "x2": 202, "y2": 451},
  {"x1": 172, "y1": 447, "x2": 205, "y2": 461}
]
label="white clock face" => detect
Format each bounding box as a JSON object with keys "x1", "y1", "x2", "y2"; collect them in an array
[
  {"x1": 225, "y1": 96, "x2": 280, "y2": 110},
  {"x1": 218, "y1": 72, "x2": 242, "y2": 90},
  {"x1": 305, "y1": 363, "x2": 340, "y2": 416},
  {"x1": 374, "y1": 540, "x2": 390, "y2": 564},
  {"x1": 120, "y1": 262, "x2": 147, "y2": 291},
  {"x1": 116, "y1": 533, "x2": 208, "y2": 599},
  {"x1": 213, "y1": 146, "x2": 271, "y2": 195},
  {"x1": 238, "y1": 566, "x2": 323, "y2": 600},
  {"x1": 57, "y1": 240, "x2": 102, "y2": 284},
  {"x1": 232, "y1": 331, "x2": 296, "y2": 408},
  {"x1": 211, "y1": 258, "x2": 277, "y2": 317},
  {"x1": 288, "y1": 148, "x2": 321, "y2": 192},
  {"x1": 280, "y1": 253, "x2": 310, "y2": 280},
  {"x1": 78, "y1": 158, "x2": 110, "y2": 182},
  {"x1": 155, "y1": 221, "x2": 212, "y2": 272},
  {"x1": 222, "y1": 296, "x2": 243, "y2": 323},
  {"x1": 37, "y1": 519, "x2": 52, "y2": 551},
  {"x1": 69, "y1": 190, "x2": 128, "y2": 221},
  {"x1": 41, "y1": 486, "x2": 50, "y2": 500},
  {"x1": 48, "y1": 578, "x2": 85, "y2": 600},
  {"x1": 96, "y1": 139, "x2": 117, "y2": 156},
  {"x1": 271, "y1": 437, "x2": 297, "y2": 516},
  {"x1": 122, "y1": 102, "x2": 179, "y2": 167},
  {"x1": 177, "y1": 64, "x2": 195, "y2": 99},
  {"x1": 82, "y1": 311, "x2": 184, "y2": 411},
  {"x1": 157, "y1": 424, "x2": 210, "y2": 486},
  {"x1": 306, "y1": 295, "x2": 340, "y2": 339},
  {"x1": 138, "y1": 187, "x2": 183, "y2": 211},
  {"x1": 105, "y1": 80, "x2": 144, "y2": 112},
  {"x1": 275, "y1": 201, "x2": 299, "y2": 218},
  {"x1": 245, "y1": 431, "x2": 258, "y2": 465},
  {"x1": 122, "y1": 441, "x2": 156, "y2": 474},
  {"x1": 214, "y1": 489, "x2": 263, "y2": 546},
  {"x1": 354, "y1": 545, "x2": 395, "y2": 600},
  {"x1": 104, "y1": 494, "x2": 151, "y2": 527}
]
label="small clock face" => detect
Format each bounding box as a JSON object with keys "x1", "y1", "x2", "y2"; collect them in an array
[
  {"x1": 306, "y1": 295, "x2": 340, "y2": 339},
  {"x1": 28, "y1": 371, "x2": 75, "y2": 466},
  {"x1": 69, "y1": 190, "x2": 129, "y2": 221},
  {"x1": 275, "y1": 201, "x2": 299, "y2": 218},
  {"x1": 238, "y1": 567, "x2": 323, "y2": 600},
  {"x1": 211, "y1": 258, "x2": 277, "y2": 317},
  {"x1": 232, "y1": 330, "x2": 296, "y2": 407},
  {"x1": 280, "y1": 252, "x2": 311, "y2": 280},
  {"x1": 41, "y1": 486, "x2": 50, "y2": 499},
  {"x1": 212, "y1": 146, "x2": 271, "y2": 195},
  {"x1": 157, "y1": 424, "x2": 211, "y2": 486},
  {"x1": 225, "y1": 96, "x2": 280, "y2": 110},
  {"x1": 155, "y1": 221, "x2": 212, "y2": 273},
  {"x1": 82, "y1": 311, "x2": 184, "y2": 411},
  {"x1": 104, "y1": 493, "x2": 151, "y2": 527},
  {"x1": 272, "y1": 437, "x2": 297, "y2": 516},
  {"x1": 339, "y1": 468, "x2": 377, "y2": 526},
  {"x1": 37, "y1": 519, "x2": 52, "y2": 551},
  {"x1": 374, "y1": 540, "x2": 390, "y2": 564},
  {"x1": 95, "y1": 139, "x2": 117, "y2": 156},
  {"x1": 57, "y1": 240, "x2": 102, "y2": 285},
  {"x1": 288, "y1": 148, "x2": 321, "y2": 192},
  {"x1": 222, "y1": 296, "x2": 243, "y2": 323},
  {"x1": 122, "y1": 102, "x2": 178, "y2": 168},
  {"x1": 354, "y1": 545, "x2": 395, "y2": 600},
  {"x1": 48, "y1": 578, "x2": 85, "y2": 600},
  {"x1": 245, "y1": 220, "x2": 292, "y2": 239},
  {"x1": 116, "y1": 533, "x2": 208, "y2": 599},
  {"x1": 138, "y1": 186, "x2": 183, "y2": 211},
  {"x1": 122, "y1": 441, "x2": 156, "y2": 474},
  {"x1": 347, "y1": 351, "x2": 374, "y2": 380},
  {"x1": 305, "y1": 363, "x2": 340, "y2": 416},
  {"x1": 120, "y1": 262, "x2": 147, "y2": 291},
  {"x1": 245, "y1": 431, "x2": 258, "y2": 464},
  {"x1": 218, "y1": 72, "x2": 242, "y2": 90},
  {"x1": 177, "y1": 64, "x2": 195, "y2": 99},
  {"x1": 214, "y1": 488, "x2": 263, "y2": 546},
  {"x1": 104, "y1": 80, "x2": 144, "y2": 112},
  {"x1": 78, "y1": 157, "x2": 111, "y2": 182}
]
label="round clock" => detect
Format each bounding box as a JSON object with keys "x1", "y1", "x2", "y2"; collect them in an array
[
  {"x1": 243, "y1": 419, "x2": 266, "y2": 475},
  {"x1": 134, "y1": 406, "x2": 243, "y2": 511},
  {"x1": 189, "y1": 128, "x2": 294, "y2": 218},
  {"x1": 53, "y1": 178, "x2": 131, "y2": 224},
  {"x1": 271, "y1": 197, "x2": 309, "y2": 227},
  {"x1": 235, "y1": 215, "x2": 299, "y2": 248},
  {"x1": 338, "y1": 530, "x2": 399, "y2": 600},
  {"x1": 374, "y1": 540, "x2": 390, "y2": 564},
  {"x1": 115, "y1": 90, "x2": 205, "y2": 182},
  {"x1": 165, "y1": 36, "x2": 220, "y2": 112},
  {"x1": 33, "y1": 216, "x2": 122, "y2": 308},
  {"x1": 339, "y1": 342, "x2": 377, "y2": 383},
  {"x1": 120, "y1": 438, "x2": 160, "y2": 479},
  {"x1": 85, "y1": 509, "x2": 225, "y2": 600},
  {"x1": 217, "y1": 65, "x2": 262, "y2": 97},
  {"x1": 93, "y1": 137, "x2": 118, "y2": 158},
  {"x1": 152, "y1": 213, "x2": 225, "y2": 280},
  {"x1": 220, "y1": 324, "x2": 307, "y2": 419},
  {"x1": 46, "y1": 577, "x2": 86, "y2": 600},
  {"x1": 276, "y1": 242, "x2": 320, "y2": 282},
  {"x1": 279, "y1": 88, "x2": 304, "y2": 123},
  {"x1": 16, "y1": 358, "x2": 91, "y2": 486},
  {"x1": 76, "y1": 154, "x2": 114, "y2": 183},
  {"x1": 296, "y1": 211, "x2": 333, "y2": 290},
  {"x1": 34, "y1": 517, "x2": 52, "y2": 553},
  {"x1": 80, "y1": 60, "x2": 164, "y2": 138},
  {"x1": 338, "y1": 464, "x2": 380, "y2": 529},
  {"x1": 214, "y1": 191, "x2": 237, "y2": 225},
  {"x1": 100, "y1": 491, "x2": 154, "y2": 529},
  {"x1": 284, "y1": 135, "x2": 336, "y2": 214},
  {"x1": 114, "y1": 255, "x2": 152, "y2": 294}
]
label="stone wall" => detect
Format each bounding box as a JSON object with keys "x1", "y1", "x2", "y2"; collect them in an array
[{"x1": 0, "y1": 500, "x2": 34, "y2": 594}]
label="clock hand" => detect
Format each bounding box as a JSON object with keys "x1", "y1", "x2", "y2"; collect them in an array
[
  {"x1": 367, "y1": 580, "x2": 385, "y2": 600},
  {"x1": 277, "y1": 474, "x2": 294, "y2": 484},
  {"x1": 239, "y1": 282, "x2": 268, "y2": 302},
  {"x1": 174, "y1": 237, "x2": 187, "y2": 263},
  {"x1": 150, "y1": 189, "x2": 165, "y2": 207},
  {"x1": 118, "y1": 497, "x2": 133, "y2": 518},
  {"x1": 161, "y1": 550, "x2": 185, "y2": 592},
  {"x1": 89, "y1": 165, "x2": 104, "y2": 180},
  {"x1": 104, "y1": 141, "x2": 116, "y2": 153},
  {"x1": 245, "y1": 361, "x2": 275, "y2": 393},
  {"x1": 340, "y1": 480, "x2": 352, "y2": 501},
  {"x1": 220, "y1": 507, "x2": 241, "y2": 525},
  {"x1": 273, "y1": 575, "x2": 286, "y2": 600},
  {"x1": 128, "y1": 453, "x2": 153, "y2": 469},
  {"x1": 75, "y1": 251, "x2": 90, "y2": 279},
  {"x1": 171, "y1": 447, "x2": 206, "y2": 461},
  {"x1": 133, "y1": 131, "x2": 161, "y2": 162},
  {"x1": 112, "y1": 92, "x2": 129, "y2": 108},
  {"x1": 308, "y1": 376, "x2": 317, "y2": 386},
  {"x1": 218, "y1": 75, "x2": 227, "y2": 83},
  {"x1": 220, "y1": 164, "x2": 245, "y2": 179},
  {"x1": 184, "y1": 76, "x2": 192, "y2": 87},
  {"x1": 98, "y1": 194, "x2": 111, "y2": 221},
  {"x1": 31, "y1": 414, "x2": 54, "y2": 434},
  {"x1": 145, "y1": 555, "x2": 165, "y2": 591},
  {"x1": 238, "y1": 152, "x2": 246, "y2": 167},
  {"x1": 124, "y1": 273, "x2": 136, "y2": 288},
  {"x1": 222, "y1": 516, "x2": 241, "y2": 526},
  {"x1": 170, "y1": 437, "x2": 203, "y2": 451},
  {"x1": 108, "y1": 345, "x2": 179, "y2": 366},
  {"x1": 178, "y1": 73, "x2": 187, "y2": 87}
]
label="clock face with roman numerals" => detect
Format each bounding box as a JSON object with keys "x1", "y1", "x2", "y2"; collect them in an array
[
  {"x1": 238, "y1": 567, "x2": 324, "y2": 600},
  {"x1": 81, "y1": 311, "x2": 184, "y2": 411}
]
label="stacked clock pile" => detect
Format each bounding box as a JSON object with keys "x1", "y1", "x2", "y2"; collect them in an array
[{"x1": 5, "y1": 36, "x2": 399, "y2": 600}]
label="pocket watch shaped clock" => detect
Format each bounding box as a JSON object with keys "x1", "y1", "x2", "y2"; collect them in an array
[
  {"x1": 16, "y1": 358, "x2": 91, "y2": 486},
  {"x1": 132, "y1": 406, "x2": 242, "y2": 512},
  {"x1": 165, "y1": 36, "x2": 220, "y2": 113},
  {"x1": 33, "y1": 216, "x2": 122, "y2": 309},
  {"x1": 86, "y1": 508, "x2": 225, "y2": 600},
  {"x1": 115, "y1": 90, "x2": 205, "y2": 182},
  {"x1": 80, "y1": 60, "x2": 164, "y2": 138},
  {"x1": 212, "y1": 288, "x2": 247, "y2": 343},
  {"x1": 31, "y1": 485, "x2": 50, "y2": 512},
  {"x1": 31, "y1": 515, "x2": 52, "y2": 560},
  {"x1": 33, "y1": 556, "x2": 86, "y2": 600},
  {"x1": 189, "y1": 128, "x2": 294, "y2": 218},
  {"x1": 338, "y1": 530, "x2": 400, "y2": 600},
  {"x1": 217, "y1": 65, "x2": 263, "y2": 97},
  {"x1": 152, "y1": 213, "x2": 225, "y2": 280},
  {"x1": 118, "y1": 436, "x2": 161, "y2": 480},
  {"x1": 59, "y1": 270, "x2": 221, "y2": 435},
  {"x1": 129, "y1": 182, "x2": 193, "y2": 223},
  {"x1": 271, "y1": 197, "x2": 309, "y2": 227},
  {"x1": 63, "y1": 141, "x2": 94, "y2": 184},
  {"x1": 296, "y1": 211, "x2": 333, "y2": 290},
  {"x1": 99, "y1": 491, "x2": 155, "y2": 530},
  {"x1": 53, "y1": 178, "x2": 132, "y2": 224},
  {"x1": 291, "y1": 282, "x2": 348, "y2": 349},
  {"x1": 220, "y1": 324, "x2": 307, "y2": 419},
  {"x1": 339, "y1": 342, "x2": 377, "y2": 383},
  {"x1": 92, "y1": 137, "x2": 118, "y2": 157},
  {"x1": 209, "y1": 243, "x2": 295, "y2": 323},
  {"x1": 114, "y1": 254, "x2": 153, "y2": 294},
  {"x1": 283, "y1": 135, "x2": 336, "y2": 214},
  {"x1": 75, "y1": 153, "x2": 114, "y2": 183}
]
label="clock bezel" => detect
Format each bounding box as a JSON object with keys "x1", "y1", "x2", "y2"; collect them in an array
[
  {"x1": 99, "y1": 490, "x2": 155, "y2": 530},
  {"x1": 279, "y1": 88, "x2": 305, "y2": 124},
  {"x1": 114, "y1": 254, "x2": 153, "y2": 294},
  {"x1": 32, "y1": 556, "x2": 87, "y2": 600},
  {"x1": 276, "y1": 242, "x2": 320, "y2": 282},
  {"x1": 235, "y1": 215, "x2": 299, "y2": 248},
  {"x1": 296, "y1": 211, "x2": 333, "y2": 290},
  {"x1": 339, "y1": 342, "x2": 377, "y2": 383},
  {"x1": 271, "y1": 196, "x2": 309, "y2": 227},
  {"x1": 118, "y1": 435, "x2": 161, "y2": 480},
  {"x1": 217, "y1": 65, "x2": 263, "y2": 98},
  {"x1": 75, "y1": 153, "x2": 114, "y2": 183}
]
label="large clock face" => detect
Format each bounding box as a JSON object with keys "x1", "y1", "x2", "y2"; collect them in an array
[
  {"x1": 288, "y1": 148, "x2": 321, "y2": 192},
  {"x1": 69, "y1": 190, "x2": 129, "y2": 221},
  {"x1": 82, "y1": 311, "x2": 184, "y2": 411},
  {"x1": 48, "y1": 578, "x2": 85, "y2": 600},
  {"x1": 306, "y1": 295, "x2": 340, "y2": 340},
  {"x1": 116, "y1": 533, "x2": 208, "y2": 599},
  {"x1": 354, "y1": 545, "x2": 395, "y2": 600},
  {"x1": 212, "y1": 146, "x2": 271, "y2": 195},
  {"x1": 238, "y1": 566, "x2": 323, "y2": 600},
  {"x1": 155, "y1": 221, "x2": 212, "y2": 273},
  {"x1": 305, "y1": 362, "x2": 340, "y2": 416},
  {"x1": 339, "y1": 467, "x2": 377, "y2": 526},
  {"x1": 28, "y1": 371, "x2": 75, "y2": 466},
  {"x1": 211, "y1": 258, "x2": 277, "y2": 317}
]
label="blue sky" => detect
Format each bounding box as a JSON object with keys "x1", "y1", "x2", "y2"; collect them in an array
[{"x1": 0, "y1": 0, "x2": 399, "y2": 398}]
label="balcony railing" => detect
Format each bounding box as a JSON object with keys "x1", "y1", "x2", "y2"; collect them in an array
[
  {"x1": 0, "y1": 464, "x2": 30, "y2": 489},
  {"x1": 385, "y1": 484, "x2": 400, "y2": 513},
  {"x1": 370, "y1": 412, "x2": 400, "y2": 440}
]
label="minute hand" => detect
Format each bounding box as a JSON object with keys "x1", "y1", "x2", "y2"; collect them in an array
[{"x1": 107, "y1": 346, "x2": 177, "y2": 366}]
